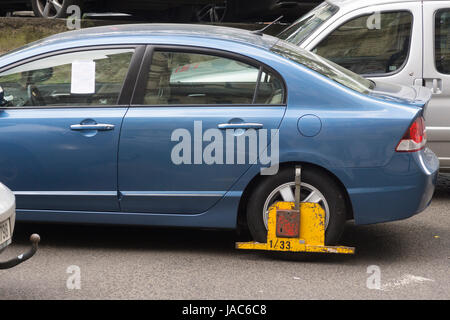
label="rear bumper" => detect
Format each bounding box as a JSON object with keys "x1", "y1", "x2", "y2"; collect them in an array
[
  {"x1": 0, "y1": 204, "x2": 15, "y2": 233},
  {"x1": 340, "y1": 148, "x2": 439, "y2": 225},
  {"x1": 0, "y1": 184, "x2": 15, "y2": 252},
  {"x1": 0, "y1": 208, "x2": 15, "y2": 252}
]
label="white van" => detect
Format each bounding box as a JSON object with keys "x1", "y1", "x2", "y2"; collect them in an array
[{"x1": 279, "y1": 0, "x2": 450, "y2": 171}]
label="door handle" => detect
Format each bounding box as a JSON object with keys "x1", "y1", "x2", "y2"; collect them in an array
[
  {"x1": 425, "y1": 78, "x2": 443, "y2": 94},
  {"x1": 218, "y1": 123, "x2": 264, "y2": 130},
  {"x1": 70, "y1": 124, "x2": 115, "y2": 131},
  {"x1": 432, "y1": 79, "x2": 442, "y2": 94}
]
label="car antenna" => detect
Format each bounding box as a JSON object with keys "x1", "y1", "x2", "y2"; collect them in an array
[{"x1": 252, "y1": 16, "x2": 284, "y2": 36}]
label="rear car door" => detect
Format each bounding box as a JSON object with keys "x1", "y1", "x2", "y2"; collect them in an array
[
  {"x1": 118, "y1": 46, "x2": 286, "y2": 214},
  {"x1": 423, "y1": 2, "x2": 450, "y2": 169},
  {"x1": 0, "y1": 46, "x2": 141, "y2": 212},
  {"x1": 305, "y1": 2, "x2": 423, "y2": 87}
]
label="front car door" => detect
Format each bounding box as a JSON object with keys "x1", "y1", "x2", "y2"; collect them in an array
[
  {"x1": 0, "y1": 46, "x2": 141, "y2": 214},
  {"x1": 423, "y1": 1, "x2": 450, "y2": 170},
  {"x1": 304, "y1": 2, "x2": 423, "y2": 87},
  {"x1": 118, "y1": 46, "x2": 286, "y2": 214}
]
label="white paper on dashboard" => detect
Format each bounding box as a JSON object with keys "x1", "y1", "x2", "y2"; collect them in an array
[{"x1": 71, "y1": 60, "x2": 96, "y2": 94}]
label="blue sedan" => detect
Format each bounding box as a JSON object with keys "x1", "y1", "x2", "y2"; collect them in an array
[{"x1": 0, "y1": 24, "x2": 439, "y2": 245}]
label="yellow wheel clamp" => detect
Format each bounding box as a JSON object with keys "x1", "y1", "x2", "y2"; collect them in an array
[{"x1": 236, "y1": 167, "x2": 355, "y2": 255}]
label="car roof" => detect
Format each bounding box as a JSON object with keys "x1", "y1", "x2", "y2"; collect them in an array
[
  {"x1": 31, "y1": 23, "x2": 278, "y2": 50},
  {"x1": 0, "y1": 24, "x2": 280, "y2": 68},
  {"x1": 327, "y1": 0, "x2": 434, "y2": 10}
]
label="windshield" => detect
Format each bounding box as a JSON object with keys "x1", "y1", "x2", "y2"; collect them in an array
[
  {"x1": 271, "y1": 41, "x2": 375, "y2": 94},
  {"x1": 278, "y1": 2, "x2": 339, "y2": 45}
]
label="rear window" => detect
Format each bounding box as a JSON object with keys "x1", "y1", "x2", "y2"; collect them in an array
[
  {"x1": 271, "y1": 41, "x2": 375, "y2": 94},
  {"x1": 278, "y1": 2, "x2": 339, "y2": 45}
]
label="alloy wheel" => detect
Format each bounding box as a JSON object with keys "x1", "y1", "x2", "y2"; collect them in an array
[
  {"x1": 262, "y1": 182, "x2": 330, "y2": 230},
  {"x1": 36, "y1": 0, "x2": 65, "y2": 18},
  {"x1": 195, "y1": 2, "x2": 228, "y2": 23}
]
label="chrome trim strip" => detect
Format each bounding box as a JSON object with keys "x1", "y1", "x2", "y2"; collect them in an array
[
  {"x1": 14, "y1": 191, "x2": 225, "y2": 197},
  {"x1": 13, "y1": 191, "x2": 117, "y2": 196},
  {"x1": 217, "y1": 123, "x2": 264, "y2": 129},
  {"x1": 121, "y1": 191, "x2": 224, "y2": 197}
]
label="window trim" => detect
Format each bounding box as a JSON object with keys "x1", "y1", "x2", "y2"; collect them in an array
[
  {"x1": 131, "y1": 44, "x2": 287, "y2": 107},
  {"x1": 0, "y1": 45, "x2": 145, "y2": 110},
  {"x1": 252, "y1": 66, "x2": 264, "y2": 104},
  {"x1": 312, "y1": 9, "x2": 415, "y2": 78}
]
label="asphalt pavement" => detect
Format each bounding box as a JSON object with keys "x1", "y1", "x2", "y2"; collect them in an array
[{"x1": 0, "y1": 175, "x2": 449, "y2": 300}]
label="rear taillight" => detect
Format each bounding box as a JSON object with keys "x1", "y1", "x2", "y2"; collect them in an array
[{"x1": 396, "y1": 116, "x2": 427, "y2": 152}]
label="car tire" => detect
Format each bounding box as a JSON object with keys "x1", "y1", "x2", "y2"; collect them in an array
[
  {"x1": 246, "y1": 166, "x2": 347, "y2": 245},
  {"x1": 32, "y1": 0, "x2": 81, "y2": 19}
]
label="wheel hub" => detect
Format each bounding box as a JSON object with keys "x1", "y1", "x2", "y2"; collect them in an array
[
  {"x1": 196, "y1": 1, "x2": 228, "y2": 23},
  {"x1": 37, "y1": 0, "x2": 64, "y2": 18},
  {"x1": 263, "y1": 182, "x2": 330, "y2": 230}
]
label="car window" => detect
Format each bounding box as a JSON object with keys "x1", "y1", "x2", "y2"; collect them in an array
[
  {"x1": 313, "y1": 11, "x2": 413, "y2": 75},
  {"x1": 254, "y1": 69, "x2": 285, "y2": 105},
  {"x1": 142, "y1": 50, "x2": 285, "y2": 105},
  {"x1": 272, "y1": 41, "x2": 375, "y2": 94},
  {"x1": 278, "y1": 2, "x2": 339, "y2": 45},
  {"x1": 0, "y1": 48, "x2": 134, "y2": 107},
  {"x1": 436, "y1": 9, "x2": 450, "y2": 74}
]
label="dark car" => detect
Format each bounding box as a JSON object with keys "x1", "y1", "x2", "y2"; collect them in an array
[
  {"x1": 1, "y1": 0, "x2": 321, "y2": 22},
  {"x1": 0, "y1": 0, "x2": 28, "y2": 15}
]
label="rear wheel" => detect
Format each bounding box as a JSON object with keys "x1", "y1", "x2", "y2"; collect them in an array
[
  {"x1": 246, "y1": 167, "x2": 347, "y2": 245},
  {"x1": 32, "y1": 0, "x2": 81, "y2": 19}
]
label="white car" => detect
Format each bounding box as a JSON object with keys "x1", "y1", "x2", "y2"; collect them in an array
[
  {"x1": 0, "y1": 183, "x2": 15, "y2": 253},
  {"x1": 0, "y1": 182, "x2": 39, "y2": 269}
]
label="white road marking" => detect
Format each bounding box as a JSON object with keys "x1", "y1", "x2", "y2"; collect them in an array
[{"x1": 380, "y1": 274, "x2": 434, "y2": 291}]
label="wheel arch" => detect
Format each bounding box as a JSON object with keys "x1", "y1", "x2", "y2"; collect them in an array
[{"x1": 236, "y1": 161, "x2": 354, "y2": 233}]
